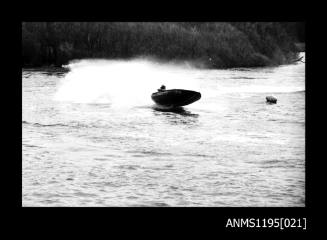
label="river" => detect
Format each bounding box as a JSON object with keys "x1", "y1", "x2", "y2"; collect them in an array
[{"x1": 22, "y1": 53, "x2": 305, "y2": 207}]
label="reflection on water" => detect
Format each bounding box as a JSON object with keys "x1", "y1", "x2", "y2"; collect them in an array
[
  {"x1": 152, "y1": 105, "x2": 199, "y2": 116},
  {"x1": 152, "y1": 106, "x2": 200, "y2": 126}
]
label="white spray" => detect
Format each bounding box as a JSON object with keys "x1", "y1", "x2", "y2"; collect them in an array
[{"x1": 54, "y1": 58, "x2": 200, "y2": 108}]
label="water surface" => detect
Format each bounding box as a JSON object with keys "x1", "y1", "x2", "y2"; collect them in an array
[{"x1": 22, "y1": 54, "x2": 305, "y2": 206}]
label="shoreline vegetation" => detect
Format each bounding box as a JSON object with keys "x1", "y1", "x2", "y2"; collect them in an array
[{"x1": 22, "y1": 22, "x2": 305, "y2": 69}]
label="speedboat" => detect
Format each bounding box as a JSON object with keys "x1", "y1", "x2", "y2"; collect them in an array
[{"x1": 151, "y1": 89, "x2": 201, "y2": 107}]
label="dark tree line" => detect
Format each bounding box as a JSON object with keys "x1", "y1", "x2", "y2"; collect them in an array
[{"x1": 22, "y1": 22, "x2": 305, "y2": 68}]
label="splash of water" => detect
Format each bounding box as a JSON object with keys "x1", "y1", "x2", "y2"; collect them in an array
[{"x1": 54, "y1": 58, "x2": 200, "y2": 108}]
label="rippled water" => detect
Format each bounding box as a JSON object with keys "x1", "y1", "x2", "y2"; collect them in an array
[{"x1": 22, "y1": 54, "x2": 305, "y2": 207}]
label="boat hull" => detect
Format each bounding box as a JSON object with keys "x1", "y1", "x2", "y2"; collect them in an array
[{"x1": 151, "y1": 89, "x2": 201, "y2": 107}]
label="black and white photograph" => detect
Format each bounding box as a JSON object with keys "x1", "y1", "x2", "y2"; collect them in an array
[{"x1": 22, "y1": 22, "x2": 305, "y2": 209}]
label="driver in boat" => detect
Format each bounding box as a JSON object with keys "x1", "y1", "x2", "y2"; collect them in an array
[{"x1": 158, "y1": 85, "x2": 166, "y2": 92}]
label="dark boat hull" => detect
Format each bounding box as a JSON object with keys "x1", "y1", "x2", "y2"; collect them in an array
[{"x1": 151, "y1": 89, "x2": 201, "y2": 107}]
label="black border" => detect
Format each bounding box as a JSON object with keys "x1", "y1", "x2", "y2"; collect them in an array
[{"x1": 15, "y1": 5, "x2": 317, "y2": 234}]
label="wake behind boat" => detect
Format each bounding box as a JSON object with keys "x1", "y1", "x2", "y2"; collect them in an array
[{"x1": 151, "y1": 85, "x2": 201, "y2": 107}]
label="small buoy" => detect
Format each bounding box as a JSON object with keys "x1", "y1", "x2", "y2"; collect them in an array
[{"x1": 266, "y1": 96, "x2": 277, "y2": 104}]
